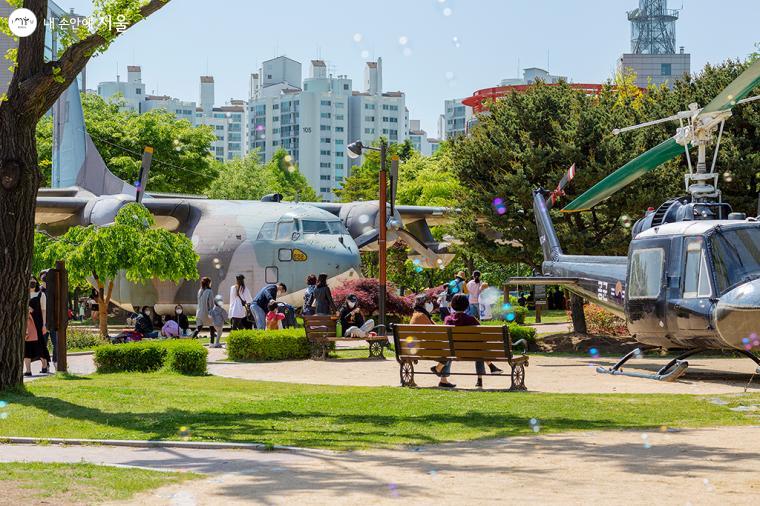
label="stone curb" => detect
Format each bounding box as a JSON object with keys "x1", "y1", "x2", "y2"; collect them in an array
[{"x1": 0, "y1": 436, "x2": 313, "y2": 452}]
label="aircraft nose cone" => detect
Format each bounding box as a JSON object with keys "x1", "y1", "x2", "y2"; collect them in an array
[{"x1": 714, "y1": 279, "x2": 760, "y2": 349}]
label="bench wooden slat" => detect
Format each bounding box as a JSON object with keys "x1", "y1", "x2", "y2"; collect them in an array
[
  {"x1": 450, "y1": 326, "x2": 505, "y2": 335},
  {"x1": 451, "y1": 340, "x2": 508, "y2": 351},
  {"x1": 399, "y1": 341, "x2": 450, "y2": 351},
  {"x1": 452, "y1": 350, "x2": 509, "y2": 360},
  {"x1": 450, "y1": 333, "x2": 505, "y2": 341},
  {"x1": 399, "y1": 350, "x2": 450, "y2": 359}
]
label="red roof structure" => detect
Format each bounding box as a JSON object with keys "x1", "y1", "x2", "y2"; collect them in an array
[{"x1": 462, "y1": 83, "x2": 609, "y2": 113}]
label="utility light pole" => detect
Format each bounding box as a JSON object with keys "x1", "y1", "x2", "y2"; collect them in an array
[{"x1": 347, "y1": 139, "x2": 390, "y2": 334}]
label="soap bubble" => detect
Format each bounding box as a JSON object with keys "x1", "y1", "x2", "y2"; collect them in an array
[
  {"x1": 703, "y1": 478, "x2": 715, "y2": 492},
  {"x1": 479, "y1": 287, "x2": 501, "y2": 306},
  {"x1": 529, "y1": 418, "x2": 541, "y2": 433},
  {"x1": 0, "y1": 401, "x2": 7, "y2": 409},
  {"x1": 621, "y1": 215, "x2": 633, "y2": 228},
  {"x1": 284, "y1": 155, "x2": 293, "y2": 163},
  {"x1": 723, "y1": 171, "x2": 733, "y2": 183},
  {"x1": 632, "y1": 348, "x2": 643, "y2": 359},
  {"x1": 589, "y1": 347, "x2": 600, "y2": 359},
  {"x1": 444, "y1": 71, "x2": 455, "y2": 81},
  {"x1": 448, "y1": 280, "x2": 459, "y2": 293},
  {"x1": 492, "y1": 197, "x2": 507, "y2": 215},
  {"x1": 388, "y1": 483, "x2": 399, "y2": 497},
  {"x1": 506, "y1": 312, "x2": 516, "y2": 322},
  {"x1": 0, "y1": 413, "x2": 7, "y2": 420},
  {"x1": 402, "y1": 47, "x2": 413, "y2": 57},
  {"x1": 361, "y1": 50, "x2": 370, "y2": 59},
  {"x1": 398, "y1": 35, "x2": 409, "y2": 46},
  {"x1": 641, "y1": 433, "x2": 651, "y2": 449},
  {"x1": 443, "y1": 7, "x2": 452, "y2": 16},
  {"x1": 358, "y1": 214, "x2": 370, "y2": 224},
  {"x1": 451, "y1": 36, "x2": 461, "y2": 48},
  {"x1": 352, "y1": 33, "x2": 363, "y2": 43},
  {"x1": 415, "y1": 266, "x2": 423, "y2": 273},
  {"x1": 405, "y1": 336, "x2": 418, "y2": 355},
  {"x1": 178, "y1": 426, "x2": 191, "y2": 441},
  {"x1": 413, "y1": 258, "x2": 421, "y2": 265}
]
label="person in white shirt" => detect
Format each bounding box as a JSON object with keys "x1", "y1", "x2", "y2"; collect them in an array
[
  {"x1": 436, "y1": 287, "x2": 450, "y2": 320},
  {"x1": 229, "y1": 274, "x2": 253, "y2": 330},
  {"x1": 466, "y1": 270, "x2": 483, "y2": 319}
]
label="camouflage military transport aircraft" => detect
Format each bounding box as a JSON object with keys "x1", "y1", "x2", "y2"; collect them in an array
[{"x1": 35, "y1": 81, "x2": 453, "y2": 314}]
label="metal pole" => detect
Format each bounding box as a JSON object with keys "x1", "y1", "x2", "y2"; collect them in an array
[
  {"x1": 55, "y1": 260, "x2": 68, "y2": 373},
  {"x1": 378, "y1": 140, "x2": 387, "y2": 334}
]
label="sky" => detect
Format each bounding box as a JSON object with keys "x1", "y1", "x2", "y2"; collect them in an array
[{"x1": 61, "y1": 0, "x2": 758, "y2": 135}]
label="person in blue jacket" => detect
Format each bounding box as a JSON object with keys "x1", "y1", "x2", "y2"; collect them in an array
[{"x1": 251, "y1": 282, "x2": 287, "y2": 329}]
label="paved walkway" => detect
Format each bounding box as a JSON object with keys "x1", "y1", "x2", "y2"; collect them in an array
[{"x1": 3, "y1": 426, "x2": 760, "y2": 505}]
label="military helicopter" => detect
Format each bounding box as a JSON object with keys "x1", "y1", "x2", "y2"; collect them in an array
[{"x1": 513, "y1": 58, "x2": 760, "y2": 381}]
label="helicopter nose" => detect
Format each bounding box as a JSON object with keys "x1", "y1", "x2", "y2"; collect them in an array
[{"x1": 714, "y1": 279, "x2": 760, "y2": 349}]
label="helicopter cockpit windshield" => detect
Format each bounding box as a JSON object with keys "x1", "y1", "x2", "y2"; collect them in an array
[
  {"x1": 710, "y1": 227, "x2": 760, "y2": 294},
  {"x1": 300, "y1": 219, "x2": 346, "y2": 236}
]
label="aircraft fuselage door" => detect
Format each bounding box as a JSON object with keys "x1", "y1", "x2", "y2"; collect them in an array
[
  {"x1": 671, "y1": 237, "x2": 713, "y2": 335},
  {"x1": 626, "y1": 238, "x2": 670, "y2": 342}
]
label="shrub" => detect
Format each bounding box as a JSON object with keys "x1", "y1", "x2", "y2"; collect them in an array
[
  {"x1": 94, "y1": 342, "x2": 166, "y2": 373},
  {"x1": 65, "y1": 328, "x2": 107, "y2": 350},
  {"x1": 332, "y1": 278, "x2": 413, "y2": 317},
  {"x1": 512, "y1": 306, "x2": 528, "y2": 324},
  {"x1": 508, "y1": 323, "x2": 537, "y2": 345},
  {"x1": 227, "y1": 329, "x2": 309, "y2": 361},
  {"x1": 94, "y1": 340, "x2": 207, "y2": 374},
  {"x1": 577, "y1": 304, "x2": 629, "y2": 336},
  {"x1": 165, "y1": 342, "x2": 207, "y2": 375}
]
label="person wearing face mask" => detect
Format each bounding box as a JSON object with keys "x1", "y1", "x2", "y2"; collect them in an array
[
  {"x1": 251, "y1": 282, "x2": 287, "y2": 330},
  {"x1": 173, "y1": 304, "x2": 190, "y2": 336},
  {"x1": 26, "y1": 279, "x2": 50, "y2": 375},
  {"x1": 134, "y1": 306, "x2": 159, "y2": 338},
  {"x1": 411, "y1": 294, "x2": 455, "y2": 388},
  {"x1": 339, "y1": 294, "x2": 375, "y2": 338}
]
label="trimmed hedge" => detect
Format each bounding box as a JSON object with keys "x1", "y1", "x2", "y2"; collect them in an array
[
  {"x1": 512, "y1": 306, "x2": 528, "y2": 324},
  {"x1": 508, "y1": 323, "x2": 536, "y2": 345},
  {"x1": 66, "y1": 328, "x2": 109, "y2": 350},
  {"x1": 227, "y1": 329, "x2": 309, "y2": 361},
  {"x1": 94, "y1": 340, "x2": 207, "y2": 375}
]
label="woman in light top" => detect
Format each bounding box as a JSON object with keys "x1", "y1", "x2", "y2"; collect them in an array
[
  {"x1": 229, "y1": 274, "x2": 253, "y2": 330},
  {"x1": 466, "y1": 270, "x2": 483, "y2": 319}
]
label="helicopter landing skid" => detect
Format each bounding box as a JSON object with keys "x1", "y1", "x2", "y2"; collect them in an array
[{"x1": 596, "y1": 348, "x2": 704, "y2": 382}]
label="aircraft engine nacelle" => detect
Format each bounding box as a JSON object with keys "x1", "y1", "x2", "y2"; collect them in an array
[
  {"x1": 338, "y1": 201, "x2": 402, "y2": 250},
  {"x1": 84, "y1": 194, "x2": 135, "y2": 226}
]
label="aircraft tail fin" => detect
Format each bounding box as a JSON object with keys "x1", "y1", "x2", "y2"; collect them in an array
[
  {"x1": 52, "y1": 79, "x2": 135, "y2": 197},
  {"x1": 533, "y1": 189, "x2": 563, "y2": 263}
]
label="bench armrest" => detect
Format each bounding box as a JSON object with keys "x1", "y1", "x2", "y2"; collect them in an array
[{"x1": 511, "y1": 339, "x2": 528, "y2": 355}]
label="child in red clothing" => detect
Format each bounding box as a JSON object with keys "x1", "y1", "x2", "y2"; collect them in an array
[{"x1": 266, "y1": 300, "x2": 285, "y2": 330}]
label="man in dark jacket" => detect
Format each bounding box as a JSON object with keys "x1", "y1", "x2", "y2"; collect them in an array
[{"x1": 251, "y1": 283, "x2": 287, "y2": 329}]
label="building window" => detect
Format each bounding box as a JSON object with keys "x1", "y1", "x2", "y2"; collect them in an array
[
  {"x1": 320, "y1": 125, "x2": 331, "y2": 131},
  {"x1": 136, "y1": 88, "x2": 142, "y2": 95},
  {"x1": 320, "y1": 149, "x2": 331, "y2": 155},
  {"x1": 336, "y1": 114, "x2": 344, "y2": 120},
  {"x1": 365, "y1": 104, "x2": 375, "y2": 110},
  {"x1": 335, "y1": 126, "x2": 344, "y2": 132},
  {"x1": 320, "y1": 162, "x2": 331, "y2": 168},
  {"x1": 365, "y1": 116, "x2": 375, "y2": 122},
  {"x1": 343, "y1": 84, "x2": 349, "y2": 90},
  {"x1": 335, "y1": 139, "x2": 344, "y2": 145},
  {"x1": 336, "y1": 151, "x2": 344, "y2": 157},
  {"x1": 320, "y1": 175, "x2": 332, "y2": 180},
  {"x1": 320, "y1": 137, "x2": 331, "y2": 143},
  {"x1": 336, "y1": 102, "x2": 344, "y2": 109},
  {"x1": 320, "y1": 112, "x2": 331, "y2": 119},
  {"x1": 321, "y1": 100, "x2": 331, "y2": 106},
  {"x1": 661, "y1": 63, "x2": 672, "y2": 75},
  {"x1": 273, "y1": 104, "x2": 279, "y2": 109},
  {"x1": 320, "y1": 187, "x2": 330, "y2": 193}
]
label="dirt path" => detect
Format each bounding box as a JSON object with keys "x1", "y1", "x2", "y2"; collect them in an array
[{"x1": 3, "y1": 426, "x2": 759, "y2": 505}]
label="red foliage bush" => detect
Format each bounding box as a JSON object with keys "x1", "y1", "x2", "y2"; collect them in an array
[
  {"x1": 574, "y1": 303, "x2": 629, "y2": 336},
  {"x1": 332, "y1": 278, "x2": 414, "y2": 317}
]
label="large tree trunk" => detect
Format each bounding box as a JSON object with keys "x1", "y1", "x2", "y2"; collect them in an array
[
  {"x1": 0, "y1": 110, "x2": 41, "y2": 390},
  {"x1": 97, "y1": 280, "x2": 114, "y2": 338},
  {"x1": 569, "y1": 292, "x2": 587, "y2": 335}
]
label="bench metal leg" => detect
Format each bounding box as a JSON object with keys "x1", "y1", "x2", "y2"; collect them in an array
[
  {"x1": 400, "y1": 360, "x2": 416, "y2": 387},
  {"x1": 368, "y1": 340, "x2": 386, "y2": 359},
  {"x1": 310, "y1": 342, "x2": 327, "y2": 360},
  {"x1": 509, "y1": 363, "x2": 527, "y2": 391}
]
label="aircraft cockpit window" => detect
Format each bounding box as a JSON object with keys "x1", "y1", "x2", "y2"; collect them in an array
[
  {"x1": 257, "y1": 222, "x2": 276, "y2": 240},
  {"x1": 710, "y1": 228, "x2": 760, "y2": 293},
  {"x1": 629, "y1": 247, "x2": 664, "y2": 299},
  {"x1": 276, "y1": 221, "x2": 294, "y2": 241},
  {"x1": 302, "y1": 220, "x2": 332, "y2": 235},
  {"x1": 683, "y1": 240, "x2": 711, "y2": 298},
  {"x1": 328, "y1": 221, "x2": 345, "y2": 235}
]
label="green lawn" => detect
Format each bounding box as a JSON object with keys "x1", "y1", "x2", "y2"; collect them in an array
[
  {"x1": 1, "y1": 373, "x2": 756, "y2": 450},
  {"x1": 0, "y1": 462, "x2": 199, "y2": 504},
  {"x1": 525, "y1": 309, "x2": 569, "y2": 324}
]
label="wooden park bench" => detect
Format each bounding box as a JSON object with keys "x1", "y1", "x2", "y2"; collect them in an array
[
  {"x1": 303, "y1": 315, "x2": 389, "y2": 360},
  {"x1": 392, "y1": 324, "x2": 529, "y2": 390}
]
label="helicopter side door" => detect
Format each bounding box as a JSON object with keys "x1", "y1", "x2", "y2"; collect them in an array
[
  {"x1": 670, "y1": 237, "x2": 713, "y2": 337},
  {"x1": 625, "y1": 238, "x2": 671, "y2": 344}
]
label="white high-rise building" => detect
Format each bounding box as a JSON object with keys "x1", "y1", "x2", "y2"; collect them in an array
[
  {"x1": 195, "y1": 74, "x2": 246, "y2": 162},
  {"x1": 248, "y1": 56, "x2": 407, "y2": 201},
  {"x1": 348, "y1": 58, "x2": 407, "y2": 161},
  {"x1": 97, "y1": 65, "x2": 145, "y2": 112},
  {"x1": 409, "y1": 119, "x2": 441, "y2": 156},
  {"x1": 142, "y1": 94, "x2": 196, "y2": 124},
  {"x1": 441, "y1": 98, "x2": 472, "y2": 140}
]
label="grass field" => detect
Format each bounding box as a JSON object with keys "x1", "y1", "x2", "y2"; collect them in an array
[
  {"x1": 1, "y1": 373, "x2": 756, "y2": 450},
  {"x1": 0, "y1": 462, "x2": 199, "y2": 504}
]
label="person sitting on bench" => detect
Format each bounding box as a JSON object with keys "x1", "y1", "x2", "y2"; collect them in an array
[
  {"x1": 339, "y1": 294, "x2": 375, "y2": 338},
  {"x1": 444, "y1": 294, "x2": 502, "y2": 388},
  {"x1": 413, "y1": 294, "x2": 456, "y2": 389}
]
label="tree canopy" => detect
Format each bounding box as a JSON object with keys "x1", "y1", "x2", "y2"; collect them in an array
[
  {"x1": 37, "y1": 202, "x2": 198, "y2": 336},
  {"x1": 207, "y1": 148, "x2": 318, "y2": 201}
]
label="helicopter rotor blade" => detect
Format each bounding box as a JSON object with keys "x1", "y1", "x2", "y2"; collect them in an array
[
  {"x1": 698, "y1": 59, "x2": 760, "y2": 115},
  {"x1": 561, "y1": 137, "x2": 683, "y2": 213}
]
